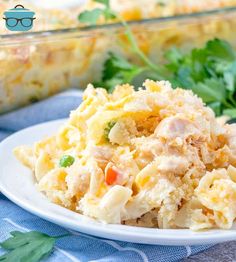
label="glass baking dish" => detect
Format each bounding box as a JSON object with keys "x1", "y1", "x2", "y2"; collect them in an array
[{"x1": 1, "y1": 6, "x2": 236, "y2": 114}]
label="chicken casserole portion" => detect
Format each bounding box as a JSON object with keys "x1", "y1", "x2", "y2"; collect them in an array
[{"x1": 14, "y1": 80, "x2": 236, "y2": 230}]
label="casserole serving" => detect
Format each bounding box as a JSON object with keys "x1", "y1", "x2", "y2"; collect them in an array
[{"x1": 14, "y1": 79, "x2": 236, "y2": 230}]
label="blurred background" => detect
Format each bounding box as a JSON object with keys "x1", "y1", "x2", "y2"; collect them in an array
[{"x1": 1, "y1": 0, "x2": 236, "y2": 115}]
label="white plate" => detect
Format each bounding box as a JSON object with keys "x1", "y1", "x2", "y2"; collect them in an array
[{"x1": 1, "y1": 119, "x2": 236, "y2": 246}]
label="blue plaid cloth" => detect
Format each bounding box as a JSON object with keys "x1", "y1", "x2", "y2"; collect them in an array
[{"x1": 0, "y1": 90, "x2": 213, "y2": 262}]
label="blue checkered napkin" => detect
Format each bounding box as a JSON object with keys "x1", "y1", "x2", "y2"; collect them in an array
[{"x1": 0, "y1": 89, "x2": 213, "y2": 262}]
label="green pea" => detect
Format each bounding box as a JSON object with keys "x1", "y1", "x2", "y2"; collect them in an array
[
  {"x1": 59, "y1": 155, "x2": 75, "y2": 167},
  {"x1": 104, "y1": 121, "x2": 116, "y2": 141}
]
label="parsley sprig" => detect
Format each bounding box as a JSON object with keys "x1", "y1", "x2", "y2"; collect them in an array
[
  {"x1": 97, "y1": 39, "x2": 236, "y2": 117},
  {"x1": 0, "y1": 231, "x2": 70, "y2": 262},
  {"x1": 78, "y1": 0, "x2": 115, "y2": 24},
  {"x1": 78, "y1": 0, "x2": 163, "y2": 75},
  {"x1": 164, "y1": 38, "x2": 236, "y2": 117},
  {"x1": 94, "y1": 52, "x2": 146, "y2": 92},
  {"x1": 79, "y1": 1, "x2": 236, "y2": 118}
]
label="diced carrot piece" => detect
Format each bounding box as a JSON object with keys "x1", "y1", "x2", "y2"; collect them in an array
[{"x1": 105, "y1": 167, "x2": 119, "y2": 185}]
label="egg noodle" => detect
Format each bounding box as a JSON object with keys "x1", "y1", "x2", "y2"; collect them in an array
[{"x1": 14, "y1": 80, "x2": 236, "y2": 230}]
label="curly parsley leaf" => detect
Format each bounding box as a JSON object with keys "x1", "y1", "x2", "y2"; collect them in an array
[
  {"x1": 0, "y1": 231, "x2": 69, "y2": 262},
  {"x1": 78, "y1": 0, "x2": 115, "y2": 25},
  {"x1": 163, "y1": 38, "x2": 236, "y2": 115},
  {"x1": 98, "y1": 39, "x2": 236, "y2": 117},
  {"x1": 78, "y1": 0, "x2": 160, "y2": 73},
  {"x1": 94, "y1": 0, "x2": 109, "y2": 7},
  {"x1": 223, "y1": 61, "x2": 236, "y2": 92},
  {"x1": 206, "y1": 38, "x2": 235, "y2": 61},
  {"x1": 79, "y1": 2, "x2": 236, "y2": 118},
  {"x1": 78, "y1": 8, "x2": 104, "y2": 25},
  {"x1": 191, "y1": 78, "x2": 226, "y2": 104},
  {"x1": 164, "y1": 47, "x2": 183, "y2": 72},
  {"x1": 223, "y1": 108, "x2": 236, "y2": 118},
  {"x1": 208, "y1": 101, "x2": 222, "y2": 116},
  {"x1": 95, "y1": 52, "x2": 145, "y2": 92}
]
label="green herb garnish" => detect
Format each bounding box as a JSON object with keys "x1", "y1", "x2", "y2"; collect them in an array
[
  {"x1": 78, "y1": 0, "x2": 163, "y2": 75},
  {"x1": 0, "y1": 231, "x2": 69, "y2": 262},
  {"x1": 164, "y1": 38, "x2": 236, "y2": 116},
  {"x1": 156, "y1": 1, "x2": 166, "y2": 6},
  {"x1": 59, "y1": 155, "x2": 75, "y2": 167},
  {"x1": 95, "y1": 52, "x2": 145, "y2": 92},
  {"x1": 79, "y1": 1, "x2": 236, "y2": 118},
  {"x1": 78, "y1": 0, "x2": 115, "y2": 25},
  {"x1": 98, "y1": 39, "x2": 236, "y2": 117},
  {"x1": 78, "y1": 8, "x2": 104, "y2": 25}
]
